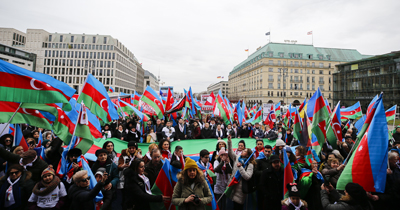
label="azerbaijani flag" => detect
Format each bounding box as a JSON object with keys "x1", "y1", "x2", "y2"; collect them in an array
[
  {"x1": 78, "y1": 74, "x2": 118, "y2": 124},
  {"x1": 246, "y1": 106, "x2": 263, "y2": 124},
  {"x1": 299, "y1": 98, "x2": 307, "y2": 118},
  {"x1": 357, "y1": 95, "x2": 380, "y2": 142},
  {"x1": 336, "y1": 93, "x2": 388, "y2": 193},
  {"x1": 108, "y1": 86, "x2": 114, "y2": 93},
  {"x1": 340, "y1": 101, "x2": 362, "y2": 120},
  {"x1": 214, "y1": 90, "x2": 232, "y2": 125},
  {"x1": 385, "y1": 105, "x2": 397, "y2": 122},
  {"x1": 150, "y1": 159, "x2": 175, "y2": 210},
  {"x1": 14, "y1": 124, "x2": 29, "y2": 151},
  {"x1": 310, "y1": 88, "x2": 329, "y2": 154},
  {"x1": 225, "y1": 151, "x2": 255, "y2": 197},
  {"x1": 275, "y1": 102, "x2": 281, "y2": 116},
  {"x1": 283, "y1": 146, "x2": 294, "y2": 199},
  {"x1": 233, "y1": 102, "x2": 240, "y2": 122},
  {"x1": 139, "y1": 86, "x2": 165, "y2": 119},
  {"x1": 0, "y1": 59, "x2": 76, "y2": 106},
  {"x1": 132, "y1": 91, "x2": 141, "y2": 107},
  {"x1": 326, "y1": 101, "x2": 343, "y2": 149},
  {"x1": 325, "y1": 99, "x2": 331, "y2": 114},
  {"x1": 299, "y1": 168, "x2": 324, "y2": 198},
  {"x1": 0, "y1": 101, "x2": 53, "y2": 130}
]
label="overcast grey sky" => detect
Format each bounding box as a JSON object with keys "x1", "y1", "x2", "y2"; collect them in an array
[{"x1": 1, "y1": 0, "x2": 399, "y2": 93}]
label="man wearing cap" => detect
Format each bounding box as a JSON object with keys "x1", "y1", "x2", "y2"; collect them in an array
[
  {"x1": 260, "y1": 154, "x2": 284, "y2": 210},
  {"x1": 91, "y1": 149, "x2": 119, "y2": 210},
  {"x1": 0, "y1": 146, "x2": 48, "y2": 182},
  {"x1": 281, "y1": 183, "x2": 308, "y2": 210},
  {"x1": 253, "y1": 123, "x2": 264, "y2": 140}
]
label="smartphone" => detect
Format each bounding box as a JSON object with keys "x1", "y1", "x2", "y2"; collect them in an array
[
  {"x1": 125, "y1": 158, "x2": 131, "y2": 164},
  {"x1": 324, "y1": 175, "x2": 331, "y2": 187},
  {"x1": 72, "y1": 159, "x2": 78, "y2": 164}
]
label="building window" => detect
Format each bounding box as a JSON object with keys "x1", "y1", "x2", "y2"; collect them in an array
[
  {"x1": 312, "y1": 62, "x2": 315, "y2": 67},
  {"x1": 295, "y1": 69, "x2": 298, "y2": 73},
  {"x1": 82, "y1": 36, "x2": 85, "y2": 43},
  {"x1": 279, "y1": 53, "x2": 284, "y2": 58},
  {"x1": 319, "y1": 63, "x2": 323, "y2": 68},
  {"x1": 312, "y1": 70, "x2": 315, "y2": 74},
  {"x1": 103, "y1": 37, "x2": 107, "y2": 44},
  {"x1": 278, "y1": 83, "x2": 281, "y2": 89},
  {"x1": 308, "y1": 54, "x2": 313, "y2": 59},
  {"x1": 295, "y1": 61, "x2": 299, "y2": 67},
  {"x1": 60, "y1": 35, "x2": 63, "y2": 42},
  {"x1": 71, "y1": 36, "x2": 74, "y2": 42},
  {"x1": 268, "y1": 52, "x2": 273, "y2": 57},
  {"x1": 319, "y1": 70, "x2": 323, "y2": 74},
  {"x1": 312, "y1": 85, "x2": 315, "y2": 90},
  {"x1": 312, "y1": 77, "x2": 315, "y2": 82},
  {"x1": 318, "y1": 55, "x2": 323, "y2": 60},
  {"x1": 268, "y1": 68, "x2": 273, "y2": 72},
  {"x1": 327, "y1": 55, "x2": 331, "y2": 60},
  {"x1": 268, "y1": 83, "x2": 273, "y2": 89},
  {"x1": 93, "y1": 37, "x2": 96, "y2": 43},
  {"x1": 48, "y1": 35, "x2": 52, "y2": 42}
]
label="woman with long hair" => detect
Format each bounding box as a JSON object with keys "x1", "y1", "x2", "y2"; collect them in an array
[
  {"x1": 102, "y1": 141, "x2": 119, "y2": 164},
  {"x1": 123, "y1": 158, "x2": 169, "y2": 209},
  {"x1": 143, "y1": 143, "x2": 158, "y2": 164},
  {"x1": 210, "y1": 140, "x2": 227, "y2": 167},
  {"x1": 172, "y1": 158, "x2": 212, "y2": 209},
  {"x1": 227, "y1": 136, "x2": 256, "y2": 210},
  {"x1": 191, "y1": 121, "x2": 201, "y2": 139},
  {"x1": 158, "y1": 139, "x2": 172, "y2": 161}
]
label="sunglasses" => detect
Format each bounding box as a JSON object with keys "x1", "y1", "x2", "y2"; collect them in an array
[
  {"x1": 5, "y1": 140, "x2": 12, "y2": 142},
  {"x1": 80, "y1": 176, "x2": 90, "y2": 182},
  {"x1": 9, "y1": 171, "x2": 20, "y2": 176}
]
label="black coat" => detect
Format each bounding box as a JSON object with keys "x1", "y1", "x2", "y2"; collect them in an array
[
  {"x1": 175, "y1": 124, "x2": 187, "y2": 140},
  {"x1": 201, "y1": 128, "x2": 214, "y2": 139},
  {"x1": 113, "y1": 130, "x2": 127, "y2": 140},
  {"x1": 260, "y1": 166, "x2": 284, "y2": 210},
  {"x1": 0, "y1": 171, "x2": 35, "y2": 210},
  {"x1": 154, "y1": 124, "x2": 164, "y2": 141},
  {"x1": 68, "y1": 182, "x2": 104, "y2": 210},
  {"x1": 144, "y1": 161, "x2": 163, "y2": 188},
  {"x1": 123, "y1": 168, "x2": 163, "y2": 210},
  {"x1": 213, "y1": 129, "x2": 225, "y2": 139},
  {"x1": 126, "y1": 130, "x2": 141, "y2": 143},
  {"x1": 240, "y1": 126, "x2": 250, "y2": 138},
  {"x1": 264, "y1": 130, "x2": 278, "y2": 140}
]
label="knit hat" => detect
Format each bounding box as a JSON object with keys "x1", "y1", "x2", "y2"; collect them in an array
[
  {"x1": 41, "y1": 166, "x2": 55, "y2": 177},
  {"x1": 217, "y1": 139, "x2": 226, "y2": 146},
  {"x1": 345, "y1": 183, "x2": 368, "y2": 203},
  {"x1": 21, "y1": 150, "x2": 37, "y2": 159},
  {"x1": 95, "y1": 149, "x2": 108, "y2": 157},
  {"x1": 42, "y1": 139, "x2": 50, "y2": 147},
  {"x1": 275, "y1": 139, "x2": 286, "y2": 147},
  {"x1": 219, "y1": 147, "x2": 227, "y2": 156},
  {"x1": 287, "y1": 183, "x2": 300, "y2": 197},
  {"x1": 183, "y1": 158, "x2": 198, "y2": 171},
  {"x1": 128, "y1": 141, "x2": 138, "y2": 149}
]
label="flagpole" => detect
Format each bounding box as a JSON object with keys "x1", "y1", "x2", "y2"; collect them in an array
[
  {"x1": 0, "y1": 103, "x2": 23, "y2": 136},
  {"x1": 392, "y1": 105, "x2": 396, "y2": 131}
]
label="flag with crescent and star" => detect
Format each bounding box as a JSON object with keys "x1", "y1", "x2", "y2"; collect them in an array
[
  {"x1": 0, "y1": 101, "x2": 53, "y2": 130},
  {"x1": 77, "y1": 74, "x2": 119, "y2": 124},
  {"x1": 139, "y1": 86, "x2": 165, "y2": 119},
  {"x1": 326, "y1": 101, "x2": 343, "y2": 149},
  {"x1": 337, "y1": 93, "x2": 388, "y2": 193},
  {"x1": 310, "y1": 88, "x2": 330, "y2": 154},
  {"x1": 340, "y1": 101, "x2": 362, "y2": 121},
  {"x1": 0, "y1": 60, "x2": 76, "y2": 108}
]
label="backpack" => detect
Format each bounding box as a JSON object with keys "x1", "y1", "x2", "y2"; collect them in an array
[{"x1": 242, "y1": 164, "x2": 257, "y2": 194}]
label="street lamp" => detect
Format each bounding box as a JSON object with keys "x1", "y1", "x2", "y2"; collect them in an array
[{"x1": 279, "y1": 68, "x2": 288, "y2": 106}]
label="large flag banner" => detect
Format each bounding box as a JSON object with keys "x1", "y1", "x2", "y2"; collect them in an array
[
  {"x1": 340, "y1": 101, "x2": 362, "y2": 120},
  {"x1": 165, "y1": 88, "x2": 174, "y2": 111},
  {"x1": 78, "y1": 74, "x2": 118, "y2": 123},
  {"x1": 337, "y1": 94, "x2": 388, "y2": 193},
  {"x1": 165, "y1": 95, "x2": 186, "y2": 114},
  {"x1": 205, "y1": 91, "x2": 216, "y2": 106},
  {"x1": 132, "y1": 91, "x2": 141, "y2": 107},
  {"x1": 0, "y1": 60, "x2": 76, "y2": 106}
]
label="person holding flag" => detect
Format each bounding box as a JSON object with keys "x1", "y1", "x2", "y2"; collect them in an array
[
  {"x1": 172, "y1": 157, "x2": 212, "y2": 209},
  {"x1": 227, "y1": 135, "x2": 256, "y2": 209}
]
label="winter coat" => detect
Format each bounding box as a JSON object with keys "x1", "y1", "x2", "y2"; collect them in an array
[
  {"x1": 112, "y1": 130, "x2": 127, "y2": 140},
  {"x1": 260, "y1": 164, "x2": 284, "y2": 210},
  {"x1": 171, "y1": 175, "x2": 212, "y2": 210},
  {"x1": 144, "y1": 160, "x2": 163, "y2": 188},
  {"x1": 175, "y1": 124, "x2": 188, "y2": 140},
  {"x1": 171, "y1": 153, "x2": 187, "y2": 169},
  {"x1": 192, "y1": 126, "x2": 201, "y2": 139},
  {"x1": 0, "y1": 147, "x2": 48, "y2": 183},
  {"x1": 281, "y1": 198, "x2": 308, "y2": 210},
  {"x1": 154, "y1": 124, "x2": 164, "y2": 141},
  {"x1": 213, "y1": 159, "x2": 233, "y2": 194},
  {"x1": 227, "y1": 139, "x2": 254, "y2": 204},
  {"x1": 213, "y1": 129, "x2": 225, "y2": 139},
  {"x1": 264, "y1": 130, "x2": 278, "y2": 140},
  {"x1": 321, "y1": 165, "x2": 342, "y2": 188},
  {"x1": 0, "y1": 171, "x2": 35, "y2": 210},
  {"x1": 126, "y1": 130, "x2": 141, "y2": 143},
  {"x1": 67, "y1": 182, "x2": 104, "y2": 210},
  {"x1": 123, "y1": 168, "x2": 163, "y2": 210},
  {"x1": 91, "y1": 158, "x2": 119, "y2": 189},
  {"x1": 240, "y1": 126, "x2": 250, "y2": 138},
  {"x1": 201, "y1": 128, "x2": 213, "y2": 139},
  {"x1": 320, "y1": 189, "x2": 373, "y2": 210},
  {"x1": 45, "y1": 137, "x2": 63, "y2": 167},
  {"x1": 253, "y1": 128, "x2": 264, "y2": 139},
  {"x1": 255, "y1": 157, "x2": 270, "y2": 188}
]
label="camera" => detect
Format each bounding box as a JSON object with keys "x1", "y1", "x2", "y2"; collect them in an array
[
  {"x1": 72, "y1": 158, "x2": 78, "y2": 164},
  {"x1": 193, "y1": 195, "x2": 200, "y2": 205}
]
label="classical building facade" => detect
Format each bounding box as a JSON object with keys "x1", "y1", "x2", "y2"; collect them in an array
[
  {"x1": 0, "y1": 43, "x2": 36, "y2": 71},
  {"x1": 0, "y1": 28, "x2": 138, "y2": 94},
  {"x1": 144, "y1": 70, "x2": 159, "y2": 92},
  {"x1": 333, "y1": 51, "x2": 400, "y2": 112},
  {"x1": 207, "y1": 81, "x2": 229, "y2": 97},
  {"x1": 228, "y1": 42, "x2": 370, "y2": 107}
]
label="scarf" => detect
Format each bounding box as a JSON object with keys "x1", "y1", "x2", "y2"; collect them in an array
[
  {"x1": 288, "y1": 197, "x2": 304, "y2": 210},
  {"x1": 19, "y1": 156, "x2": 37, "y2": 170},
  {"x1": 215, "y1": 130, "x2": 223, "y2": 137},
  {"x1": 197, "y1": 161, "x2": 214, "y2": 184},
  {"x1": 145, "y1": 152, "x2": 152, "y2": 161},
  {"x1": 161, "y1": 150, "x2": 172, "y2": 160},
  {"x1": 254, "y1": 147, "x2": 262, "y2": 158},
  {"x1": 130, "y1": 131, "x2": 138, "y2": 138},
  {"x1": 235, "y1": 149, "x2": 243, "y2": 156},
  {"x1": 179, "y1": 124, "x2": 184, "y2": 133},
  {"x1": 138, "y1": 174, "x2": 152, "y2": 194},
  {"x1": 149, "y1": 133, "x2": 157, "y2": 142},
  {"x1": 226, "y1": 129, "x2": 232, "y2": 136},
  {"x1": 32, "y1": 176, "x2": 61, "y2": 196},
  {"x1": 6, "y1": 176, "x2": 21, "y2": 205}
]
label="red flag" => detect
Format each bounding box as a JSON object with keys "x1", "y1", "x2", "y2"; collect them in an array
[{"x1": 165, "y1": 88, "x2": 174, "y2": 111}]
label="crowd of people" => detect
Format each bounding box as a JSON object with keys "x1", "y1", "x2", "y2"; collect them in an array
[{"x1": 0, "y1": 114, "x2": 400, "y2": 210}]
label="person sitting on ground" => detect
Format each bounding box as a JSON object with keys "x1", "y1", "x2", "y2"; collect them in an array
[{"x1": 28, "y1": 166, "x2": 67, "y2": 210}]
